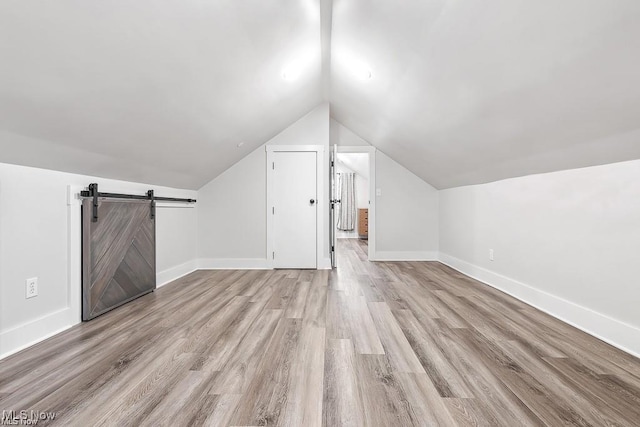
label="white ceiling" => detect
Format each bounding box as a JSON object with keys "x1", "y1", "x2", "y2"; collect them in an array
[
  {"x1": 0, "y1": 0, "x2": 323, "y2": 189},
  {"x1": 337, "y1": 153, "x2": 369, "y2": 179},
  {"x1": 2, "y1": 1, "x2": 640, "y2": 189},
  {"x1": 331, "y1": 0, "x2": 640, "y2": 188}
]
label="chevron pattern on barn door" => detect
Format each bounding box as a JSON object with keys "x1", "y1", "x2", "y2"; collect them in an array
[{"x1": 82, "y1": 199, "x2": 156, "y2": 321}]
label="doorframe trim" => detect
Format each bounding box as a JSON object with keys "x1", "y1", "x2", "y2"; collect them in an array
[
  {"x1": 266, "y1": 145, "x2": 326, "y2": 269},
  {"x1": 335, "y1": 146, "x2": 377, "y2": 261}
]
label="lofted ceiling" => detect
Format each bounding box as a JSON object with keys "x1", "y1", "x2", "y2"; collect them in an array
[
  {"x1": 0, "y1": 0, "x2": 323, "y2": 189},
  {"x1": 2, "y1": 1, "x2": 640, "y2": 189},
  {"x1": 337, "y1": 153, "x2": 369, "y2": 179},
  {"x1": 331, "y1": 0, "x2": 640, "y2": 188}
]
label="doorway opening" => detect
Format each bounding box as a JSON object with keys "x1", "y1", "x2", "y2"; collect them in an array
[{"x1": 330, "y1": 146, "x2": 376, "y2": 267}]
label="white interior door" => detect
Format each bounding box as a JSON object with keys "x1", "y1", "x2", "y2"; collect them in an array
[
  {"x1": 272, "y1": 151, "x2": 317, "y2": 269},
  {"x1": 330, "y1": 144, "x2": 338, "y2": 268}
]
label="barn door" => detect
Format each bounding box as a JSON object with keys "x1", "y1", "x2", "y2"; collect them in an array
[{"x1": 82, "y1": 199, "x2": 156, "y2": 321}]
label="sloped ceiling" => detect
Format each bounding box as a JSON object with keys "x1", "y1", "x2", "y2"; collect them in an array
[
  {"x1": 330, "y1": 0, "x2": 640, "y2": 188},
  {"x1": 2, "y1": 1, "x2": 640, "y2": 189},
  {"x1": 0, "y1": 0, "x2": 323, "y2": 189},
  {"x1": 337, "y1": 153, "x2": 369, "y2": 179}
]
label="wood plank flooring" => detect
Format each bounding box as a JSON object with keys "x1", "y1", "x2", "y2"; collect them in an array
[{"x1": 1, "y1": 238, "x2": 640, "y2": 426}]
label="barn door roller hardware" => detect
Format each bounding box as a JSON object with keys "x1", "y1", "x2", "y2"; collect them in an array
[{"x1": 80, "y1": 183, "x2": 197, "y2": 222}]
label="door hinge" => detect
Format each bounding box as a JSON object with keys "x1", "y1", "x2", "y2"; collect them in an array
[
  {"x1": 331, "y1": 245, "x2": 335, "y2": 252},
  {"x1": 272, "y1": 162, "x2": 275, "y2": 170},
  {"x1": 272, "y1": 206, "x2": 275, "y2": 215},
  {"x1": 331, "y1": 161, "x2": 334, "y2": 167},
  {"x1": 272, "y1": 251, "x2": 275, "y2": 260}
]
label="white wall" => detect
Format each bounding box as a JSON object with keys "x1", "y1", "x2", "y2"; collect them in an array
[
  {"x1": 439, "y1": 159, "x2": 640, "y2": 357},
  {"x1": 198, "y1": 147, "x2": 266, "y2": 261},
  {"x1": 0, "y1": 162, "x2": 197, "y2": 358},
  {"x1": 155, "y1": 205, "x2": 199, "y2": 285},
  {"x1": 198, "y1": 103, "x2": 331, "y2": 268},
  {"x1": 376, "y1": 152, "x2": 439, "y2": 259},
  {"x1": 332, "y1": 119, "x2": 439, "y2": 260},
  {"x1": 354, "y1": 174, "x2": 369, "y2": 210},
  {"x1": 198, "y1": 114, "x2": 439, "y2": 266}
]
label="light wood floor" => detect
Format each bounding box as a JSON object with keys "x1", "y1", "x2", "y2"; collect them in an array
[{"x1": 1, "y1": 239, "x2": 640, "y2": 426}]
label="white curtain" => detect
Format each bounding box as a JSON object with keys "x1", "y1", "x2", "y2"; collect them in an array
[{"x1": 337, "y1": 172, "x2": 356, "y2": 231}]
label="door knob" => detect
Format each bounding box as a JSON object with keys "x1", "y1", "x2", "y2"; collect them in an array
[{"x1": 310, "y1": 199, "x2": 316, "y2": 205}]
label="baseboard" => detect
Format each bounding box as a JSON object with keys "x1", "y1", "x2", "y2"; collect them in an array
[
  {"x1": 198, "y1": 258, "x2": 271, "y2": 270},
  {"x1": 198, "y1": 258, "x2": 333, "y2": 270},
  {"x1": 2, "y1": 258, "x2": 199, "y2": 360},
  {"x1": 438, "y1": 252, "x2": 640, "y2": 358},
  {"x1": 319, "y1": 257, "x2": 332, "y2": 270},
  {"x1": 374, "y1": 251, "x2": 438, "y2": 261},
  {"x1": 156, "y1": 260, "x2": 199, "y2": 288},
  {"x1": 0, "y1": 307, "x2": 76, "y2": 360}
]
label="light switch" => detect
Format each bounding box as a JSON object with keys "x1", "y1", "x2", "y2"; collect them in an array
[{"x1": 376, "y1": 188, "x2": 382, "y2": 197}]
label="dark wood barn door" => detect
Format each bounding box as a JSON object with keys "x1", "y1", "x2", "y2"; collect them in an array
[{"x1": 82, "y1": 199, "x2": 156, "y2": 321}]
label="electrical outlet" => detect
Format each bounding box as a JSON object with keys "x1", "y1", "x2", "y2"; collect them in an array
[
  {"x1": 26, "y1": 277, "x2": 38, "y2": 299},
  {"x1": 489, "y1": 249, "x2": 494, "y2": 261}
]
